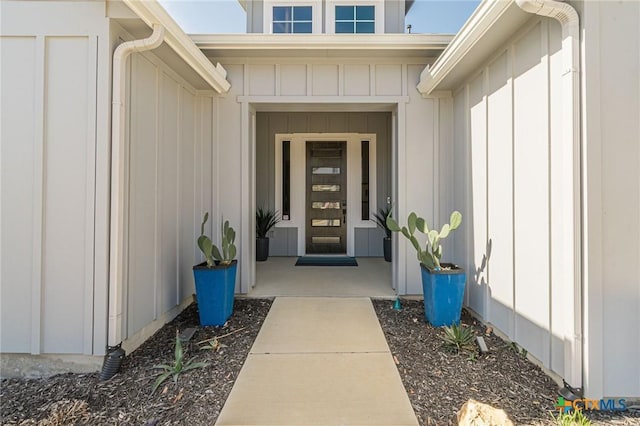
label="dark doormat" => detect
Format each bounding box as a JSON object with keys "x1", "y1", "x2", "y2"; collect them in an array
[{"x1": 295, "y1": 256, "x2": 358, "y2": 266}]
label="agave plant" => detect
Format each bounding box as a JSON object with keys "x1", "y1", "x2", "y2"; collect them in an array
[
  {"x1": 151, "y1": 330, "x2": 208, "y2": 394},
  {"x1": 442, "y1": 323, "x2": 476, "y2": 354},
  {"x1": 256, "y1": 208, "x2": 280, "y2": 238},
  {"x1": 372, "y1": 206, "x2": 392, "y2": 238},
  {"x1": 386, "y1": 211, "x2": 462, "y2": 270},
  {"x1": 197, "y1": 212, "x2": 236, "y2": 267}
]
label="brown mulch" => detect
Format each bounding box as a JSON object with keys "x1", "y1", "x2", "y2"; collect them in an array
[
  {"x1": 1, "y1": 298, "x2": 273, "y2": 425},
  {"x1": 373, "y1": 299, "x2": 640, "y2": 426},
  {"x1": 2, "y1": 297, "x2": 639, "y2": 425}
]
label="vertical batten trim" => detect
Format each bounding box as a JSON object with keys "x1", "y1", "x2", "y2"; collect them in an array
[
  {"x1": 369, "y1": 64, "x2": 375, "y2": 96},
  {"x1": 396, "y1": 102, "x2": 407, "y2": 295},
  {"x1": 175, "y1": 82, "x2": 182, "y2": 306},
  {"x1": 83, "y1": 35, "x2": 99, "y2": 355},
  {"x1": 542, "y1": 18, "x2": 553, "y2": 368},
  {"x1": 240, "y1": 101, "x2": 252, "y2": 293},
  {"x1": 31, "y1": 36, "x2": 46, "y2": 355},
  {"x1": 432, "y1": 99, "x2": 440, "y2": 226},
  {"x1": 275, "y1": 64, "x2": 281, "y2": 96},
  {"x1": 508, "y1": 43, "x2": 518, "y2": 341},
  {"x1": 153, "y1": 69, "x2": 161, "y2": 320},
  {"x1": 464, "y1": 83, "x2": 471, "y2": 307},
  {"x1": 509, "y1": 41, "x2": 517, "y2": 343},
  {"x1": 483, "y1": 65, "x2": 490, "y2": 322}
]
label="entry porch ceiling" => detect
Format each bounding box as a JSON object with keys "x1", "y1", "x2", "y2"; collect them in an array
[{"x1": 192, "y1": 34, "x2": 453, "y2": 60}]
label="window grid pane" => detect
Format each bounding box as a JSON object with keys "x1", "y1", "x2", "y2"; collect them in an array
[
  {"x1": 273, "y1": 6, "x2": 313, "y2": 33},
  {"x1": 335, "y1": 5, "x2": 375, "y2": 34}
]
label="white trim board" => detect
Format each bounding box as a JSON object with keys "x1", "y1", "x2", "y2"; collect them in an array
[{"x1": 274, "y1": 133, "x2": 377, "y2": 256}]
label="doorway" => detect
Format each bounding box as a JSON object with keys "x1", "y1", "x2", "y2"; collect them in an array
[{"x1": 305, "y1": 141, "x2": 347, "y2": 254}]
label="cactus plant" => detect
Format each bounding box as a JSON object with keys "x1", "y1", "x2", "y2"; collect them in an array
[
  {"x1": 386, "y1": 210, "x2": 462, "y2": 270},
  {"x1": 197, "y1": 212, "x2": 236, "y2": 267}
]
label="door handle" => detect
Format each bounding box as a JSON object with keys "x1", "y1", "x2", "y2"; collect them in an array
[{"x1": 342, "y1": 200, "x2": 347, "y2": 224}]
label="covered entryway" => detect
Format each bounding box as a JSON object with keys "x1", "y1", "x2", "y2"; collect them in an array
[{"x1": 251, "y1": 111, "x2": 395, "y2": 296}]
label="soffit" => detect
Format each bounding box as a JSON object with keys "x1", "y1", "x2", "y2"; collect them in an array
[{"x1": 192, "y1": 34, "x2": 452, "y2": 60}]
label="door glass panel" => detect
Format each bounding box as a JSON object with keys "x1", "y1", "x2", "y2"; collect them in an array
[
  {"x1": 312, "y1": 167, "x2": 340, "y2": 175},
  {"x1": 312, "y1": 236, "x2": 341, "y2": 244},
  {"x1": 312, "y1": 184, "x2": 341, "y2": 192},
  {"x1": 311, "y1": 219, "x2": 341, "y2": 227},
  {"x1": 312, "y1": 201, "x2": 341, "y2": 209}
]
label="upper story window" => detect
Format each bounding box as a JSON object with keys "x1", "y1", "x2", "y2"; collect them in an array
[
  {"x1": 272, "y1": 6, "x2": 313, "y2": 33},
  {"x1": 335, "y1": 5, "x2": 375, "y2": 33}
]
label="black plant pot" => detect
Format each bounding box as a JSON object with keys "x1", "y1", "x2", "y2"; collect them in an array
[
  {"x1": 256, "y1": 237, "x2": 269, "y2": 261},
  {"x1": 383, "y1": 237, "x2": 392, "y2": 262}
]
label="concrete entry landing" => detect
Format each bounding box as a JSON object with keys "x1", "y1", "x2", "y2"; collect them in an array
[
  {"x1": 250, "y1": 257, "x2": 395, "y2": 297},
  {"x1": 215, "y1": 297, "x2": 418, "y2": 425}
]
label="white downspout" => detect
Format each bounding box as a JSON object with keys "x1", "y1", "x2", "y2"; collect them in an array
[
  {"x1": 108, "y1": 24, "x2": 165, "y2": 346},
  {"x1": 515, "y1": 0, "x2": 582, "y2": 390}
]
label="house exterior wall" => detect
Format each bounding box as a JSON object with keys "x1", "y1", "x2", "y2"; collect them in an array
[
  {"x1": 214, "y1": 55, "x2": 446, "y2": 294},
  {"x1": 577, "y1": 0, "x2": 640, "y2": 399},
  {"x1": 110, "y1": 22, "x2": 217, "y2": 351},
  {"x1": 1, "y1": 1, "x2": 111, "y2": 360},
  {"x1": 255, "y1": 112, "x2": 391, "y2": 257},
  {"x1": 450, "y1": 18, "x2": 572, "y2": 382}
]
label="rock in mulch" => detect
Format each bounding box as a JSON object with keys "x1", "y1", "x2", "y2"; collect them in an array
[{"x1": 457, "y1": 399, "x2": 514, "y2": 426}]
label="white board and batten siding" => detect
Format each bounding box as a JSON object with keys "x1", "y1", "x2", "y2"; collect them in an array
[
  {"x1": 112, "y1": 23, "x2": 217, "y2": 351},
  {"x1": 1, "y1": 1, "x2": 110, "y2": 358},
  {"x1": 216, "y1": 57, "x2": 450, "y2": 295},
  {"x1": 0, "y1": 1, "x2": 217, "y2": 364},
  {"x1": 451, "y1": 5, "x2": 640, "y2": 400},
  {"x1": 450, "y1": 19, "x2": 574, "y2": 383}
]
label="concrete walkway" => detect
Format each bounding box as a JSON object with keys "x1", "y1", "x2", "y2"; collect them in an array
[{"x1": 216, "y1": 297, "x2": 418, "y2": 426}]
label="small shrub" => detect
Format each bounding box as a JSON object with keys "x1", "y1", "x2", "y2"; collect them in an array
[
  {"x1": 442, "y1": 323, "x2": 476, "y2": 354},
  {"x1": 151, "y1": 330, "x2": 208, "y2": 394}
]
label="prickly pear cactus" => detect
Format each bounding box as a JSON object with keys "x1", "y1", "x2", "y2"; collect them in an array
[
  {"x1": 197, "y1": 212, "x2": 236, "y2": 267},
  {"x1": 387, "y1": 210, "x2": 461, "y2": 270}
]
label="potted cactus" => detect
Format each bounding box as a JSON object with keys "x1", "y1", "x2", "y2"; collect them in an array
[
  {"x1": 387, "y1": 211, "x2": 465, "y2": 326},
  {"x1": 193, "y1": 212, "x2": 237, "y2": 326}
]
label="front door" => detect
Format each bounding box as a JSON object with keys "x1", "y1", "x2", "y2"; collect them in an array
[{"x1": 306, "y1": 141, "x2": 347, "y2": 254}]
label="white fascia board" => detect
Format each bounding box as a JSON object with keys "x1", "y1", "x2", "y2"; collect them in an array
[
  {"x1": 416, "y1": 0, "x2": 515, "y2": 95},
  {"x1": 191, "y1": 33, "x2": 453, "y2": 52},
  {"x1": 122, "y1": 0, "x2": 231, "y2": 93}
]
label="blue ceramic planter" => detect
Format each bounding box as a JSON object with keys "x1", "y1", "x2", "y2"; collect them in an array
[
  {"x1": 420, "y1": 263, "x2": 466, "y2": 327},
  {"x1": 193, "y1": 260, "x2": 237, "y2": 326}
]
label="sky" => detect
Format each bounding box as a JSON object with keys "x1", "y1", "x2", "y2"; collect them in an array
[{"x1": 158, "y1": 0, "x2": 481, "y2": 35}]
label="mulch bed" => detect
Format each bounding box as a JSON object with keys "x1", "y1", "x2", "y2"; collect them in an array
[
  {"x1": 373, "y1": 299, "x2": 640, "y2": 426},
  {"x1": 2, "y1": 297, "x2": 639, "y2": 425},
  {"x1": 1, "y1": 298, "x2": 273, "y2": 425}
]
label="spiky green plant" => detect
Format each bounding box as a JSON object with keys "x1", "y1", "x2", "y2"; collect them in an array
[
  {"x1": 442, "y1": 323, "x2": 476, "y2": 354},
  {"x1": 552, "y1": 408, "x2": 592, "y2": 426},
  {"x1": 151, "y1": 331, "x2": 208, "y2": 394},
  {"x1": 197, "y1": 212, "x2": 236, "y2": 267},
  {"x1": 256, "y1": 208, "x2": 280, "y2": 238},
  {"x1": 372, "y1": 206, "x2": 392, "y2": 238},
  {"x1": 386, "y1": 211, "x2": 462, "y2": 270}
]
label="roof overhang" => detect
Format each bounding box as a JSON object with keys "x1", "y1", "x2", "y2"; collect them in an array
[
  {"x1": 192, "y1": 34, "x2": 453, "y2": 59},
  {"x1": 108, "y1": 0, "x2": 231, "y2": 93},
  {"x1": 417, "y1": 0, "x2": 532, "y2": 95}
]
